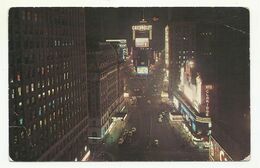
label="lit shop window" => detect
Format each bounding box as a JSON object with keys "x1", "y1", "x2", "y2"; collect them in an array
[{"x1": 31, "y1": 83, "x2": 34, "y2": 92}]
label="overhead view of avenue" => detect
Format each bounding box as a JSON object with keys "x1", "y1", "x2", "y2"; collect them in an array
[{"x1": 9, "y1": 7, "x2": 250, "y2": 161}]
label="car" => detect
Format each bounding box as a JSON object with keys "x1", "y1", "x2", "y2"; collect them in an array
[
  {"x1": 131, "y1": 127, "x2": 137, "y2": 132},
  {"x1": 154, "y1": 139, "x2": 159, "y2": 146},
  {"x1": 128, "y1": 131, "x2": 133, "y2": 137},
  {"x1": 118, "y1": 138, "x2": 124, "y2": 145}
]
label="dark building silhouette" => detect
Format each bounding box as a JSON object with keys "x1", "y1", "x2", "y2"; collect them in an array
[{"x1": 9, "y1": 8, "x2": 89, "y2": 161}]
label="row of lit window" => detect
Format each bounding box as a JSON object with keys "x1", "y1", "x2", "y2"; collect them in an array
[
  {"x1": 200, "y1": 32, "x2": 213, "y2": 36},
  {"x1": 178, "y1": 50, "x2": 195, "y2": 54}
]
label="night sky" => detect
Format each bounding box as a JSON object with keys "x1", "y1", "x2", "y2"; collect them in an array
[{"x1": 85, "y1": 7, "x2": 249, "y2": 50}]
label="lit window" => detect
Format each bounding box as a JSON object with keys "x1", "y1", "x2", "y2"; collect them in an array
[
  {"x1": 31, "y1": 83, "x2": 34, "y2": 92},
  {"x1": 44, "y1": 118, "x2": 47, "y2": 125},
  {"x1": 11, "y1": 89, "x2": 15, "y2": 99},
  {"x1": 52, "y1": 89, "x2": 55, "y2": 95},
  {"x1": 19, "y1": 102, "x2": 22, "y2": 106},
  {"x1": 42, "y1": 81, "x2": 45, "y2": 88},
  {"x1": 26, "y1": 85, "x2": 29, "y2": 93},
  {"x1": 17, "y1": 74, "x2": 21, "y2": 81},
  {"x1": 37, "y1": 82, "x2": 41, "y2": 89},
  {"x1": 48, "y1": 90, "x2": 51, "y2": 96},
  {"x1": 33, "y1": 124, "x2": 36, "y2": 130},
  {"x1": 43, "y1": 105, "x2": 46, "y2": 112},
  {"x1": 34, "y1": 13, "x2": 37, "y2": 22},
  {"x1": 38, "y1": 94, "x2": 41, "y2": 99},
  {"x1": 28, "y1": 128, "x2": 31, "y2": 136},
  {"x1": 19, "y1": 118, "x2": 23, "y2": 125},
  {"x1": 18, "y1": 87, "x2": 22, "y2": 96},
  {"x1": 38, "y1": 107, "x2": 42, "y2": 116},
  {"x1": 39, "y1": 120, "x2": 42, "y2": 127},
  {"x1": 41, "y1": 67, "x2": 44, "y2": 75},
  {"x1": 42, "y1": 92, "x2": 45, "y2": 98},
  {"x1": 47, "y1": 65, "x2": 49, "y2": 73}
]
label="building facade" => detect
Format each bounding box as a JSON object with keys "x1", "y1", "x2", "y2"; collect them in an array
[
  {"x1": 9, "y1": 8, "x2": 89, "y2": 161},
  {"x1": 87, "y1": 42, "x2": 125, "y2": 144},
  {"x1": 166, "y1": 14, "x2": 250, "y2": 160},
  {"x1": 167, "y1": 22, "x2": 196, "y2": 99},
  {"x1": 132, "y1": 19, "x2": 153, "y2": 75}
]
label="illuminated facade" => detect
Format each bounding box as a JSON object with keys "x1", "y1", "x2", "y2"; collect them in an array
[
  {"x1": 9, "y1": 8, "x2": 89, "y2": 161},
  {"x1": 87, "y1": 42, "x2": 125, "y2": 144},
  {"x1": 167, "y1": 18, "x2": 250, "y2": 159},
  {"x1": 106, "y1": 39, "x2": 128, "y2": 61},
  {"x1": 167, "y1": 22, "x2": 196, "y2": 99},
  {"x1": 132, "y1": 19, "x2": 153, "y2": 75}
]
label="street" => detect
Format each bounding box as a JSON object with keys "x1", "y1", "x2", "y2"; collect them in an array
[{"x1": 94, "y1": 59, "x2": 208, "y2": 161}]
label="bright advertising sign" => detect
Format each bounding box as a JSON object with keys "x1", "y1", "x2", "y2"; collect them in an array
[
  {"x1": 137, "y1": 66, "x2": 148, "y2": 75},
  {"x1": 135, "y1": 38, "x2": 149, "y2": 48},
  {"x1": 209, "y1": 136, "x2": 232, "y2": 161}
]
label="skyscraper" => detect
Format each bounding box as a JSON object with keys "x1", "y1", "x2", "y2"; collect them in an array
[{"x1": 9, "y1": 8, "x2": 89, "y2": 161}]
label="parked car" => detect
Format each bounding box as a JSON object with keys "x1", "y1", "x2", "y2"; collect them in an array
[
  {"x1": 154, "y1": 139, "x2": 159, "y2": 146},
  {"x1": 118, "y1": 138, "x2": 124, "y2": 145},
  {"x1": 131, "y1": 127, "x2": 136, "y2": 132}
]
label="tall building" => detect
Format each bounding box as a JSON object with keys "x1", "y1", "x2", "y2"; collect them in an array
[
  {"x1": 208, "y1": 15, "x2": 250, "y2": 161},
  {"x1": 132, "y1": 19, "x2": 152, "y2": 75},
  {"x1": 9, "y1": 8, "x2": 89, "y2": 161},
  {"x1": 87, "y1": 42, "x2": 125, "y2": 144},
  {"x1": 167, "y1": 22, "x2": 196, "y2": 99},
  {"x1": 166, "y1": 10, "x2": 250, "y2": 160}
]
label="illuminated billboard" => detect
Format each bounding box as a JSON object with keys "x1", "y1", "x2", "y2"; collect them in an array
[
  {"x1": 135, "y1": 38, "x2": 149, "y2": 48},
  {"x1": 209, "y1": 136, "x2": 232, "y2": 161},
  {"x1": 137, "y1": 66, "x2": 148, "y2": 75}
]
